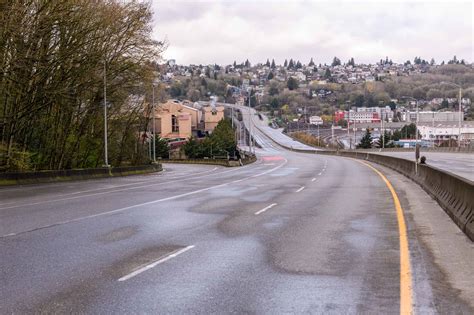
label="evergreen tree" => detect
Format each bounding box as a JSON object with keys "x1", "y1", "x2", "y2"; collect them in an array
[
  {"x1": 331, "y1": 56, "x2": 341, "y2": 66},
  {"x1": 308, "y1": 58, "x2": 315, "y2": 66},
  {"x1": 296, "y1": 60, "x2": 302, "y2": 69},
  {"x1": 287, "y1": 77, "x2": 298, "y2": 90},
  {"x1": 400, "y1": 123, "x2": 419, "y2": 139},
  {"x1": 357, "y1": 128, "x2": 373, "y2": 148},
  {"x1": 376, "y1": 131, "x2": 393, "y2": 148},
  {"x1": 324, "y1": 68, "x2": 332, "y2": 79},
  {"x1": 284, "y1": 59, "x2": 288, "y2": 67},
  {"x1": 271, "y1": 59, "x2": 276, "y2": 68},
  {"x1": 267, "y1": 72, "x2": 274, "y2": 80},
  {"x1": 245, "y1": 59, "x2": 251, "y2": 68},
  {"x1": 233, "y1": 60, "x2": 237, "y2": 67},
  {"x1": 270, "y1": 98, "x2": 279, "y2": 109},
  {"x1": 155, "y1": 137, "x2": 170, "y2": 158},
  {"x1": 265, "y1": 59, "x2": 271, "y2": 67},
  {"x1": 288, "y1": 59, "x2": 294, "y2": 69}
]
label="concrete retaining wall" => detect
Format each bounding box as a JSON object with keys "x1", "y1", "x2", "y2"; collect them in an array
[{"x1": 0, "y1": 164, "x2": 162, "y2": 186}]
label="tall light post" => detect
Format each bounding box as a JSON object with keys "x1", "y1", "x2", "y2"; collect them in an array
[
  {"x1": 152, "y1": 82, "x2": 157, "y2": 163},
  {"x1": 440, "y1": 82, "x2": 463, "y2": 148},
  {"x1": 103, "y1": 60, "x2": 109, "y2": 167},
  {"x1": 402, "y1": 96, "x2": 419, "y2": 174},
  {"x1": 247, "y1": 87, "x2": 253, "y2": 154}
]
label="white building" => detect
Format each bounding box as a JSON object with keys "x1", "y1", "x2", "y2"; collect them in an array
[
  {"x1": 408, "y1": 111, "x2": 464, "y2": 123},
  {"x1": 309, "y1": 115, "x2": 324, "y2": 125},
  {"x1": 357, "y1": 106, "x2": 394, "y2": 121},
  {"x1": 418, "y1": 124, "x2": 474, "y2": 146},
  {"x1": 346, "y1": 110, "x2": 380, "y2": 123}
]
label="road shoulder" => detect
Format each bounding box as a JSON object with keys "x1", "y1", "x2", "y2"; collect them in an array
[{"x1": 367, "y1": 162, "x2": 474, "y2": 313}]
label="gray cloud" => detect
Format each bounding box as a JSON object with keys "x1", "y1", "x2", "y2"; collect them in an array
[{"x1": 152, "y1": 0, "x2": 473, "y2": 65}]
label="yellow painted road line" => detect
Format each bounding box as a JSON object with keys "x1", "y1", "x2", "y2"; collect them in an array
[{"x1": 357, "y1": 160, "x2": 413, "y2": 315}]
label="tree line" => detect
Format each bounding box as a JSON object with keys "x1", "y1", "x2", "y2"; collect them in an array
[{"x1": 0, "y1": 0, "x2": 164, "y2": 171}]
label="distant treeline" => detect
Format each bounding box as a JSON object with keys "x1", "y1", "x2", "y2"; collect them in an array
[{"x1": 0, "y1": 1, "x2": 164, "y2": 171}]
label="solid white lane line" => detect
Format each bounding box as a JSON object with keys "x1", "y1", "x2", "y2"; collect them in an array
[
  {"x1": 2, "y1": 160, "x2": 288, "y2": 238},
  {"x1": 296, "y1": 186, "x2": 305, "y2": 193},
  {"x1": 311, "y1": 178, "x2": 316, "y2": 182},
  {"x1": 118, "y1": 245, "x2": 195, "y2": 282},
  {"x1": 255, "y1": 203, "x2": 278, "y2": 215}
]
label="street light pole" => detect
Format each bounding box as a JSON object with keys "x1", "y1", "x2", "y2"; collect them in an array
[
  {"x1": 440, "y1": 82, "x2": 463, "y2": 148},
  {"x1": 152, "y1": 83, "x2": 156, "y2": 163},
  {"x1": 248, "y1": 88, "x2": 252, "y2": 154},
  {"x1": 402, "y1": 96, "x2": 419, "y2": 174},
  {"x1": 103, "y1": 60, "x2": 109, "y2": 167},
  {"x1": 458, "y1": 87, "x2": 462, "y2": 148}
]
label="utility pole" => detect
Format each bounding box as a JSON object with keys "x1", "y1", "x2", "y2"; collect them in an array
[
  {"x1": 458, "y1": 87, "x2": 462, "y2": 148},
  {"x1": 415, "y1": 99, "x2": 419, "y2": 174},
  {"x1": 103, "y1": 60, "x2": 109, "y2": 167},
  {"x1": 231, "y1": 107, "x2": 234, "y2": 128},
  {"x1": 383, "y1": 114, "x2": 385, "y2": 149},
  {"x1": 317, "y1": 123, "x2": 320, "y2": 146},
  {"x1": 353, "y1": 119, "x2": 356, "y2": 147},
  {"x1": 347, "y1": 119, "x2": 350, "y2": 149},
  {"x1": 331, "y1": 124, "x2": 334, "y2": 147}
]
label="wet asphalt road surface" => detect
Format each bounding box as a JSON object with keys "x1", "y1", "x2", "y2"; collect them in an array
[{"x1": 1, "y1": 142, "x2": 474, "y2": 313}]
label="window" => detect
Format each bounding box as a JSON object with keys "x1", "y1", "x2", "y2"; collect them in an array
[{"x1": 172, "y1": 115, "x2": 179, "y2": 132}]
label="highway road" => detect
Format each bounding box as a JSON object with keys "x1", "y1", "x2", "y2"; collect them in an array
[{"x1": 1, "y1": 117, "x2": 474, "y2": 313}]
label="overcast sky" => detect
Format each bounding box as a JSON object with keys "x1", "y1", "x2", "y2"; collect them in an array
[{"x1": 152, "y1": 0, "x2": 473, "y2": 66}]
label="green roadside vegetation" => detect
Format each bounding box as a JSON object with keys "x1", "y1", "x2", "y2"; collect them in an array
[{"x1": 0, "y1": 2, "x2": 164, "y2": 172}]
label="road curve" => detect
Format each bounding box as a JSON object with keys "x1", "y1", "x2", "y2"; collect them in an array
[{"x1": 1, "y1": 123, "x2": 473, "y2": 313}]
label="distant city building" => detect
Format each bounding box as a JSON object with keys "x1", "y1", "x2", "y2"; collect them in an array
[
  {"x1": 408, "y1": 111, "x2": 464, "y2": 123},
  {"x1": 418, "y1": 124, "x2": 474, "y2": 147},
  {"x1": 309, "y1": 115, "x2": 324, "y2": 125}
]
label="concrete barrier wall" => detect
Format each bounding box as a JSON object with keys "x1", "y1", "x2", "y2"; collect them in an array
[
  {"x1": 360, "y1": 147, "x2": 474, "y2": 153},
  {"x1": 162, "y1": 156, "x2": 257, "y2": 167},
  {"x1": 0, "y1": 164, "x2": 162, "y2": 186}
]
